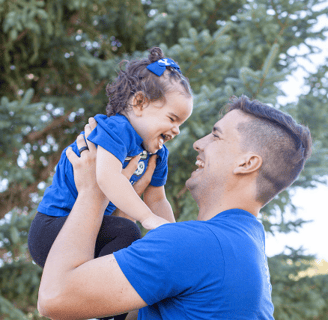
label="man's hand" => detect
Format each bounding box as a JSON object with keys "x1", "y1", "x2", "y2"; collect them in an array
[
  {"x1": 122, "y1": 155, "x2": 157, "y2": 197},
  {"x1": 121, "y1": 154, "x2": 141, "y2": 181},
  {"x1": 66, "y1": 118, "x2": 107, "y2": 207},
  {"x1": 133, "y1": 155, "x2": 157, "y2": 197}
]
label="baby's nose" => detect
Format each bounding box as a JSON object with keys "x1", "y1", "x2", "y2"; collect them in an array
[{"x1": 172, "y1": 125, "x2": 180, "y2": 135}]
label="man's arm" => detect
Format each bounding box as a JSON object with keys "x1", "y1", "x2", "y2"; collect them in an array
[
  {"x1": 143, "y1": 185, "x2": 176, "y2": 223},
  {"x1": 38, "y1": 119, "x2": 147, "y2": 320}
]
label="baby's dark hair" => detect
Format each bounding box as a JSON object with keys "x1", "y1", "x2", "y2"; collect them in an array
[{"x1": 106, "y1": 47, "x2": 192, "y2": 116}]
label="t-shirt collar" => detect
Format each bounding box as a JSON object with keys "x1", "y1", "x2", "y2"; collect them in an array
[{"x1": 213, "y1": 208, "x2": 257, "y2": 220}]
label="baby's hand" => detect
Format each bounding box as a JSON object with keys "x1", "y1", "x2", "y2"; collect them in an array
[{"x1": 141, "y1": 215, "x2": 170, "y2": 230}]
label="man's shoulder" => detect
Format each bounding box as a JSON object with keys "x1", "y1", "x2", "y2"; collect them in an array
[
  {"x1": 117, "y1": 220, "x2": 224, "y2": 272},
  {"x1": 145, "y1": 220, "x2": 219, "y2": 247}
]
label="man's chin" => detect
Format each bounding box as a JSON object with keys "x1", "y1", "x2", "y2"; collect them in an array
[{"x1": 185, "y1": 176, "x2": 194, "y2": 191}]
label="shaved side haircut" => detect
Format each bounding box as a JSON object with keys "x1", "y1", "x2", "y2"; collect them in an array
[{"x1": 225, "y1": 95, "x2": 312, "y2": 205}]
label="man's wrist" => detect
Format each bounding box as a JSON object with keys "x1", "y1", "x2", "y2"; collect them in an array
[{"x1": 77, "y1": 189, "x2": 108, "y2": 210}]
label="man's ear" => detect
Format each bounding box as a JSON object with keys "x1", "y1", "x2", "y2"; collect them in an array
[
  {"x1": 131, "y1": 91, "x2": 147, "y2": 117},
  {"x1": 233, "y1": 153, "x2": 262, "y2": 175}
]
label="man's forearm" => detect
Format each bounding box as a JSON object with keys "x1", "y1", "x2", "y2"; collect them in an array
[{"x1": 38, "y1": 189, "x2": 108, "y2": 312}]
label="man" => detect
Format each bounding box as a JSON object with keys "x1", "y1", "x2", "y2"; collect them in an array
[{"x1": 38, "y1": 95, "x2": 312, "y2": 319}]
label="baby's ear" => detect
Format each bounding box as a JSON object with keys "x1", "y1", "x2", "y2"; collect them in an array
[{"x1": 131, "y1": 91, "x2": 147, "y2": 116}]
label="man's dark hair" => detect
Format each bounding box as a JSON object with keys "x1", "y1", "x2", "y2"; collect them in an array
[
  {"x1": 225, "y1": 95, "x2": 312, "y2": 205},
  {"x1": 106, "y1": 47, "x2": 192, "y2": 116}
]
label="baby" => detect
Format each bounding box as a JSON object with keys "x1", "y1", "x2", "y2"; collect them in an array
[{"x1": 28, "y1": 47, "x2": 193, "y2": 268}]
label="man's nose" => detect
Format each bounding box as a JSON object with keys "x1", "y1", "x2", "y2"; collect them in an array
[
  {"x1": 193, "y1": 138, "x2": 202, "y2": 152},
  {"x1": 193, "y1": 134, "x2": 209, "y2": 151}
]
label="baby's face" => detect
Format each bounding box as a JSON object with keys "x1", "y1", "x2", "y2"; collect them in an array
[{"x1": 136, "y1": 90, "x2": 193, "y2": 153}]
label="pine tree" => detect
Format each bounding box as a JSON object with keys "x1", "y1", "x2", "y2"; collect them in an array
[{"x1": 1, "y1": 0, "x2": 328, "y2": 318}]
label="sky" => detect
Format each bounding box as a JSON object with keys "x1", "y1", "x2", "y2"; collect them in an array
[
  {"x1": 265, "y1": 183, "x2": 328, "y2": 261},
  {"x1": 265, "y1": 8, "x2": 328, "y2": 262}
]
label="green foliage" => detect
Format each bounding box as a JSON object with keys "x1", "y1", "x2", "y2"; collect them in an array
[
  {"x1": 269, "y1": 249, "x2": 328, "y2": 320},
  {"x1": 1, "y1": 0, "x2": 328, "y2": 318},
  {"x1": 0, "y1": 89, "x2": 44, "y2": 187},
  {"x1": 0, "y1": 296, "x2": 28, "y2": 320}
]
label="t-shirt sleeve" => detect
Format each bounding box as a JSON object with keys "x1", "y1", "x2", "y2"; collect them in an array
[
  {"x1": 87, "y1": 115, "x2": 138, "y2": 164},
  {"x1": 150, "y1": 145, "x2": 169, "y2": 187},
  {"x1": 113, "y1": 222, "x2": 221, "y2": 306}
]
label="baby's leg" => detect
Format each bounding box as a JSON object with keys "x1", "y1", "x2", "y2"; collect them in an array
[
  {"x1": 95, "y1": 215, "x2": 141, "y2": 320},
  {"x1": 28, "y1": 212, "x2": 68, "y2": 268},
  {"x1": 95, "y1": 215, "x2": 141, "y2": 258}
]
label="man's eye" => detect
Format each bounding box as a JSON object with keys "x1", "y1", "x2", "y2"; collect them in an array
[
  {"x1": 169, "y1": 117, "x2": 174, "y2": 121},
  {"x1": 213, "y1": 134, "x2": 220, "y2": 139}
]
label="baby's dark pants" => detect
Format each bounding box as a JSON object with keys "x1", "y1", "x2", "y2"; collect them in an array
[{"x1": 28, "y1": 212, "x2": 141, "y2": 320}]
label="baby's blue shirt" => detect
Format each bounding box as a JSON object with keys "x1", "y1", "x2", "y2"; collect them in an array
[{"x1": 37, "y1": 114, "x2": 169, "y2": 217}]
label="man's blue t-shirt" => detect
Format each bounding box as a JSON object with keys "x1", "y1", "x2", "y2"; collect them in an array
[
  {"x1": 37, "y1": 114, "x2": 169, "y2": 217},
  {"x1": 114, "y1": 209, "x2": 275, "y2": 319}
]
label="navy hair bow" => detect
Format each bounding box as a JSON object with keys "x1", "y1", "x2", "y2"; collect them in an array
[{"x1": 146, "y1": 58, "x2": 181, "y2": 76}]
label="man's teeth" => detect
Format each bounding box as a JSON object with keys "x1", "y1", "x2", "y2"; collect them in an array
[{"x1": 195, "y1": 160, "x2": 205, "y2": 168}]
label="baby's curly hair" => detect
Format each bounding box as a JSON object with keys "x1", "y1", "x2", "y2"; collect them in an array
[{"x1": 106, "y1": 47, "x2": 192, "y2": 116}]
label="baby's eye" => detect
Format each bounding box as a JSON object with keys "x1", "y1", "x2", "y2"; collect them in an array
[{"x1": 169, "y1": 117, "x2": 174, "y2": 121}]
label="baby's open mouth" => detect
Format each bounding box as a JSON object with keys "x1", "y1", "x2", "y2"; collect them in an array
[
  {"x1": 158, "y1": 134, "x2": 172, "y2": 150},
  {"x1": 161, "y1": 134, "x2": 171, "y2": 142}
]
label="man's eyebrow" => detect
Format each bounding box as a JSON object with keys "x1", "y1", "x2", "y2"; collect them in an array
[
  {"x1": 212, "y1": 126, "x2": 223, "y2": 134},
  {"x1": 169, "y1": 112, "x2": 180, "y2": 121}
]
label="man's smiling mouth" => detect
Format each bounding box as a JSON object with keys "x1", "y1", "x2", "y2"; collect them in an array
[{"x1": 195, "y1": 159, "x2": 205, "y2": 171}]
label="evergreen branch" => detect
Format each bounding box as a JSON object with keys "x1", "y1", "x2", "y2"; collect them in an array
[
  {"x1": 6, "y1": 76, "x2": 20, "y2": 99},
  {"x1": 270, "y1": 0, "x2": 285, "y2": 29},
  {"x1": 0, "y1": 295, "x2": 29, "y2": 320},
  {"x1": 0, "y1": 29, "x2": 28, "y2": 49},
  {"x1": 90, "y1": 79, "x2": 107, "y2": 97},
  {"x1": 206, "y1": 1, "x2": 222, "y2": 28},
  {"x1": 25, "y1": 78, "x2": 105, "y2": 143},
  {"x1": 185, "y1": 23, "x2": 231, "y2": 78},
  {"x1": 254, "y1": 14, "x2": 288, "y2": 98},
  {"x1": 0, "y1": 151, "x2": 61, "y2": 219},
  {"x1": 24, "y1": 109, "x2": 74, "y2": 142},
  {"x1": 273, "y1": 21, "x2": 288, "y2": 46},
  {"x1": 15, "y1": 29, "x2": 28, "y2": 43}
]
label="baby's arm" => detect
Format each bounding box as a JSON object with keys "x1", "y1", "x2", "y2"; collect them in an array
[
  {"x1": 96, "y1": 146, "x2": 169, "y2": 229},
  {"x1": 143, "y1": 185, "x2": 175, "y2": 223}
]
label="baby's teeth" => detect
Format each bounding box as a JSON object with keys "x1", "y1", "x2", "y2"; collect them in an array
[{"x1": 159, "y1": 138, "x2": 164, "y2": 148}]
